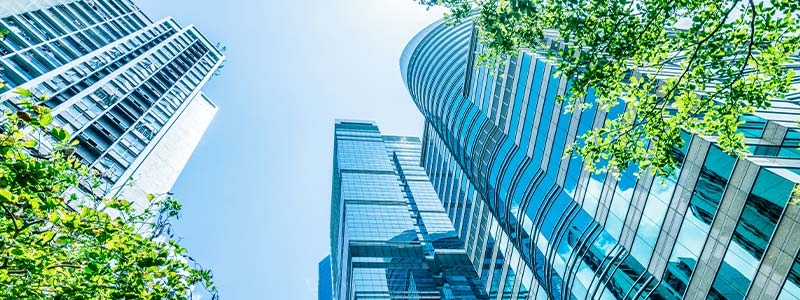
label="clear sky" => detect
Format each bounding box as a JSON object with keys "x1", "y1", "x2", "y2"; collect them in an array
[{"x1": 134, "y1": 0, "x2": 446, "y2": 299}]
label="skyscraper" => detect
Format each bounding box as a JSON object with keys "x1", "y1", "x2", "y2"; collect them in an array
[
  {"x1": 330, "y1": 120, "x2": 488, "y2": 299},
  {"x1": 0, "y1": 0, "x2": 224, "y2": 202},
  {"x1": 319, "y1": 255, "x2": 333, "y2": 300},
  {"x1": 401, "y1": 18, "x2": 800, "y2": 299}
]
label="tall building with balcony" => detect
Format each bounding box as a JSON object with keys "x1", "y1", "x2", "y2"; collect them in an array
[
  {"x1": 330, "y1": 120, "x2": 489, "y2": 299},
  {"x1": 0, "y1": 0, "x2": 224, "y2": 203},
  {"x1": 401, "y1": 18, "x2": 800, "y2": 299}
]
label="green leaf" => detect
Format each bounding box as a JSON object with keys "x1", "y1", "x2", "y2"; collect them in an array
[
  {"x1": 146, "y1": 194, "x2": 155, "y2": 201},
  {"x1": 21, "y1": 139, "x2": 37, "y2": 148},
  {"x1": 51, "y1": 127, "x2": 69, "y2": 142},
  {"x1": 10, "y1": 248, "x2": 23, "y2": 256},
  {"x1": 86, "y1": 262, "x2": 100, "y2": 274},
  {"x1": 39, "y1": 113, "x2": 53, "y2": 126},
  {"x1": 14, "y1": 87, "x2": 32, "y2": 97},
  {"x1": 39, "y1": 231, "x2": 55, "y2": 243},
  {"x1": 55, "y1": 236, "x2": 71, "y2": 245},
  {"x1": 0, "y1": 147, "x2": 12, "y2": 159},
  {"x1": 0, "y1": 189, "x2": 12, "y2": 202}
]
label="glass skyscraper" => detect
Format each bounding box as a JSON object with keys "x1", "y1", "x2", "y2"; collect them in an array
[
  {"x1": 330, "y1": 120, "x2": 489, "y2": 299},
  {"x1": 320, "y1": 255, "x2": 333, "y2": 300},
  {"x1": 399, "y1": 17, "x2": 800, "y2": 300},
  {"x1": 0, "y1": 0, "x2": 224, "y2": 203}
]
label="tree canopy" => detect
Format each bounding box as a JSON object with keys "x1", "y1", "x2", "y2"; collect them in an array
[
  {"x1": 421, "y1": 0, "x2": 800, "y2": 177},
  {"x1": 0, "y1": 86, "x2": 218, "y2": 298}
]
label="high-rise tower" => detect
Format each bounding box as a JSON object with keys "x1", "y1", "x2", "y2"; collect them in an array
[
  {"x1": 0, "y1": 0, "x2": 224, "y2": 202},
  {"x1": 330, "y1": 120, "x2": 488, "y2": 299},
  {"x1": 319, "y1": 255, "x2": 333, "y2": 300},
  {"x1": 401, "y1": 18, "x2": 800, "y2": 299}
]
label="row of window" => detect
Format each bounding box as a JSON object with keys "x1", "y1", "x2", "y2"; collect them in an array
[
  {"x1": 0, "y1": 2, "x2": 151, "y2": 86},
  {"x1": 407, "y1": 18, "x2": 800, "y2": 300}
]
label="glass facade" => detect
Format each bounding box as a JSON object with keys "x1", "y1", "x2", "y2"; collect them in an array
[
  {"x1": 320, "y1": 255, "x2": 333, "y2": 300},
  {"x1": 330, "y1": 120, "x2": 487, "y2": 299},
  {"x1": 401, "y1": 18, "x2": 800, "y2": 300},
  {"x1": 0, "y1": 0, "x2": 224, "y2": 204}
]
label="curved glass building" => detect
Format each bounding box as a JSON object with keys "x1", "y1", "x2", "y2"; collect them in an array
[{"x1": 401, "y1": 18, "x2": 800, "y2": 299}]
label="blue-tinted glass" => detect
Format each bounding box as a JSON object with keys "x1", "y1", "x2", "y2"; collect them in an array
[
  {"x1": 779, "y1": 251, "x2": 800, "y2": 299},
  {"x1": 664, "y1": 145, "x2": 735, "y2": 297},
  {"x1": 710, "y1": 169, "x2": 793, "y2": 299},
  {"x1": 520, "y1": 60, "x2": 546, "y2": 154},
  {"x1": 509, "y1": 54, "x2": 531, "y2": 139}
]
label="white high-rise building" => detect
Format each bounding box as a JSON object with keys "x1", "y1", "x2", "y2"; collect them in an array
[{"x1": 0, "y1": 0, "x2": 224, "y2": 203}]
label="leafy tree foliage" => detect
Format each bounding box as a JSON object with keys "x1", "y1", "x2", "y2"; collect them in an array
[
  {"x1": 421, "y1": 0, "x2": 800, "y2": 177},
  {"x1": 0, "y1": 88, "x2": 218, "y2": 297}
]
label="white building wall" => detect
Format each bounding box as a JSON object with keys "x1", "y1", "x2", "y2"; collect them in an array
[{"x1": 118, "y1": 92, "x2": 217, "y2": 208}]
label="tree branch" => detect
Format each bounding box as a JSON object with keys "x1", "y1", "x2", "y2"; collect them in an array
[{"x1": 661, "y1": 0, "x2": 742, "y2": 101}]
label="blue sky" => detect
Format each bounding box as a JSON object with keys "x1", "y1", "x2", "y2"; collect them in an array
[{"x1": 135, "y1": 1, "x2": 446, "y2": 299}]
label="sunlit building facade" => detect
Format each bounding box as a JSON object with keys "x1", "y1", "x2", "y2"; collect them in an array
[
  {"x1": 401, "y1": 18, "x2": 800, "y2": 299},
  {"x1": 330, "y1": 120, "x2": 488, "y2": 299},
  {"x1": 0, "y1": 0, "x2": 224, "y2": 201}
]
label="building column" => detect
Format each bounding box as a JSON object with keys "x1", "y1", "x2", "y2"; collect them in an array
[
  {"x1": 619, "y1": 172, "x2": 655, "y2": 249},
  {"x1": 683, "y1": 159, "x2": 760, "y2": 298},
  {"x1": 746, "y1": 197, "x2": 800, "y2": 299},
  {"x1": 648, "y1": 136, "x2": 709, "y2": 279}
]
